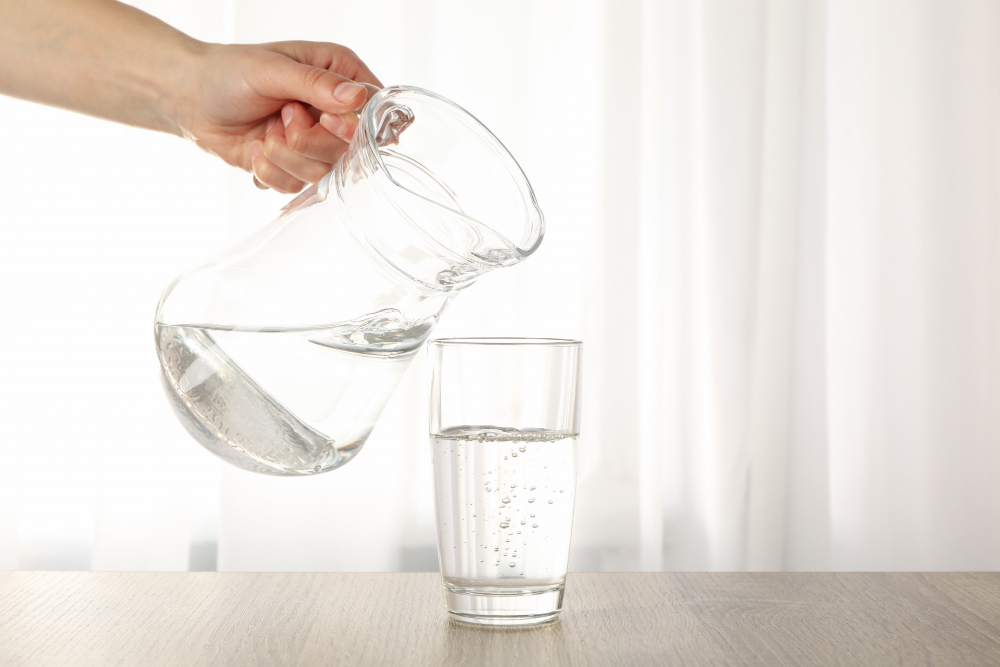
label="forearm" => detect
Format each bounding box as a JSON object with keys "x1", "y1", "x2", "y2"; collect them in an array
[
  {"x1": 0, "y1": 0, "x2": 208, "y2": 136},
  {"x1": 0, "y1": 1, "x2": 381, "y2": 190}
]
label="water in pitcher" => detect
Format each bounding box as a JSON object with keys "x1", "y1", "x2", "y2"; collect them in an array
[
  {"x1": 156, "y1": 308, "x2": 436, "y2": 475},
  {"x1": 432, "y1": 427, "x2": 578, "y2": 592}
]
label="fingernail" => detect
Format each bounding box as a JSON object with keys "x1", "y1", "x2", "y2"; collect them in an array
[
  {"x1": 266, "y1": 116, "x2": 277, "y2": 133},
  {"x1": 250, "y1": 143, "x2": 260, "y2": 159},
  {"x1": 321, "y1": 113, "x2": 346, "y2": 138},
  {"x1": 281, "y1": 104, "x2": 294, "y2": 127},
  {"x1": 334, "y1": 81, "x2": 366, "y2": 104}
]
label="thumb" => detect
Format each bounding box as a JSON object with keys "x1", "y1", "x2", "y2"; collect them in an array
[{"x1": 257, "y1": 56, "x2": 372, "y2": 114}]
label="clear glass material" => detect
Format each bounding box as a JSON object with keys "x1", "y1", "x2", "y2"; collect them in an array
[
  {"x1": 429, "y1": 338, "x2": 582, "y2": 625},
  {"x1": 155, "y1": 87, "x2": 544, "y2": 476}
]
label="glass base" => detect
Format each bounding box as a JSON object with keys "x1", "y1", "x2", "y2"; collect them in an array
[{"x1": 444, "y1": 584, "x2": 564, "y2": 626}]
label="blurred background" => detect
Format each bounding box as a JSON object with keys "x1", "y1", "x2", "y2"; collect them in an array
[{"x1": 1, "y1": 0, "x2": 998, "y2": 573}]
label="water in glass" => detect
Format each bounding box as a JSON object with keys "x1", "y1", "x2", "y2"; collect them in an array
[{"x1": 432, "y1": 427, "x2": 577, "y2": 608}]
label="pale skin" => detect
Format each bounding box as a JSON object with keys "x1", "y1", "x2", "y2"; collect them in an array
[{"x1": 0, "y1": 0, "x2": 382, "y2": 193}]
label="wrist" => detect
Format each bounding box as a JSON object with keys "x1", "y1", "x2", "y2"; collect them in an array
[{"x1": 155, "y1": 37, "x2": 219, "y2": 138}]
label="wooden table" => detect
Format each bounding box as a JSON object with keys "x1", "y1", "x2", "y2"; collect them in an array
[{"x1": 1, "y1": 572, "x2": 999, "y2": 666}]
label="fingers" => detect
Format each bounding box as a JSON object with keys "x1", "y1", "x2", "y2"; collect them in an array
[
  {"x1": 318, "y1": 110, "x2": 360, "y2": 143},
  {"x1": 250, "y1": 137, "x2": 304, "y2": 194},
  {"x1": 269, "y1": 41, "x2": 384, "y2": 88},
  {"x1": 277, "y1": 102, "x2": 355, "y2": 165},
  {"x1": 255, "y1": 55, "x2": 372, "y2": 116},
  {"x1": 262, "y1": 104, "x2": 340, "y2": 185},
  {"x1": 325, "y1": 48, "x2": 382, "y2": 88},
  {"x1": 250, "y1": 101, "x2": 360, "y2": 193}
]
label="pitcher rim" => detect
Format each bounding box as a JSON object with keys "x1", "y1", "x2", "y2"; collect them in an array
[{"x1": 359, "y1": 85, "x2": 545, "y2": 260}]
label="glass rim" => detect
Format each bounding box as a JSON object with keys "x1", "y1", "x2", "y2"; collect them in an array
[{"x1": 428, "y1": 337, "x2": 582, "y2": 347}]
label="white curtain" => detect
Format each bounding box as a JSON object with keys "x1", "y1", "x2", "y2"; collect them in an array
[{"x1": 1, "y1": 0, "x2": 998, "y2": 572}]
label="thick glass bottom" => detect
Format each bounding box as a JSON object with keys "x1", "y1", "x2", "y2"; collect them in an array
[{"x1": 443, "y1": 582, "x2": 564, "y2": 626}]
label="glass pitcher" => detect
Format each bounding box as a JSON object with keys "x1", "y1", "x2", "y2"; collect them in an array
[{"x1": 154, "y1": 86, "x2": 544, "y2": 476}]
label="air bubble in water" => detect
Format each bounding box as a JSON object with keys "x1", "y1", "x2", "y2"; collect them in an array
[
  {"x1": 530, "y1": 513, "x2": 535, "y2": 518},
  {"x1": 494, "y1": 547, "x2": 499, "y2": 552},
  {"x1": 519, "y1": 446, "x2": 526, "y2": 453},
  {"x1": 529, "y1": 486, "x2": 536, "y2": 491},
  {"x1": 548, "y1": 500, "x2": 554, "y2": 504},
  {"x1": 512, "y1": 452, "x2": 518, "y2": 457},
  {"x1": 509, "y1": 562, "x2": 516, "y2": 567},
  {"x1": 510, "y1": 484, "x2": 516, "y2": 489},
  {"x1": 500, "y1": 521, "x2": 509, "y2": 529},
  {"x1": 560, "y1": 489, "x2": 565, "y2": 493},
  {"x1": 520, "y1": 520, "x2": 526, "y2": 525},
  {"x1": 532, "y1": 523, "x2": 538, "y2": 528},
  {"x1": 528, "y1": 498, "x2": 535, "y2": 503}
]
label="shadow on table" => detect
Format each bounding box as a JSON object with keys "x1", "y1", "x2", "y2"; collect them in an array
[{"x1": 442, "y1": 617, "x2": 570, "y2": 664}]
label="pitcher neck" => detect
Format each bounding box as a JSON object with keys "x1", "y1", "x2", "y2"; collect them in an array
[{"x1": 331, "y1": 143, "x2": 462, "y2": 297}]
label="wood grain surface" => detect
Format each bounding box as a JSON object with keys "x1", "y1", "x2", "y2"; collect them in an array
[{"x1": 1, "y1": 572, "x2": 999, "y2": 666}]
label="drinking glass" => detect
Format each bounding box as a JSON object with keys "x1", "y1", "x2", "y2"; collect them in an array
[{"x1": 428, "y1": 338, "x2": 582, "y2": 625}]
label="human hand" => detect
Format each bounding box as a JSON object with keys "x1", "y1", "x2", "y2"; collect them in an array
[{"x1": 177, "y1": 40, "x2": 382, "y2": 193}]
